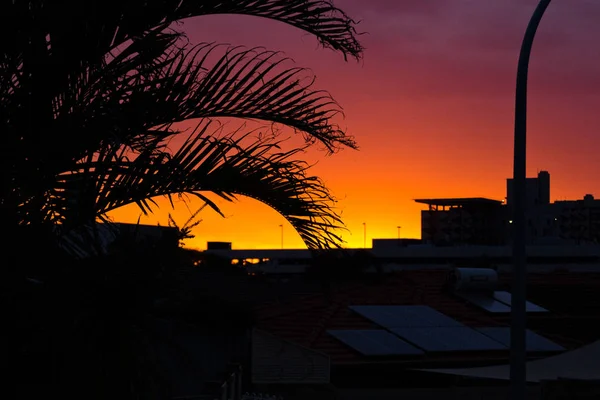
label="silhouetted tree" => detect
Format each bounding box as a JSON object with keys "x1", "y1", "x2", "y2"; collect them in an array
[
  {"x1": 1, "y1": 0, "x2": 363, "y2": 260},
  {"x1": 1, "y1": 1, "x2": 363, "y2": 399}
]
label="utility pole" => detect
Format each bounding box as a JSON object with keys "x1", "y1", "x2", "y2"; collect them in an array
[
  {"x1": 279, "y1": 224, "x2": 283, "y2": 249},
  {"x1": 510, "y1": 1, "x2": 551, "y2": 399}
]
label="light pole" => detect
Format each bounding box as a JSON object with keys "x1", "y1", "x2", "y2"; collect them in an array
[
  {"x1": 397, "y1": 226, "x2": 401, "y2": 239},
  {"x1": 362, "y1": 222, "x2": 366, "y2": 248},
  {"x1": 511, "y1": 1, "x2": 551, "y2": 399},
  {"x1": 279, "y1": 224, "x2": 283, "y2": 249}
]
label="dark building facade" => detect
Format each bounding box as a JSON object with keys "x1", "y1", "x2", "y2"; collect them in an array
[
  {"x1": 505, "y1": 170, "x2": 555, "y2": 244},
  {"x1": 417, "y1": 171, "x2": 600, "y2": 246},
  {"x1": 416, "y1": 198, "x2": 507, "y2": 245},
  {"x1": 505, "y1": 172, "x2": 600, "y2": 244},
  {"x1": 554, "y1": 194, "x2": 600, "y2": 244},
  {"x1": 506, "y1": 170, "x2": 550, "y2": 208}
]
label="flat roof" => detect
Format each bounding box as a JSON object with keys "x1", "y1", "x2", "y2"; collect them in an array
[{"x1": 414, "y1": 197, "x2": 503, "y2": 207}]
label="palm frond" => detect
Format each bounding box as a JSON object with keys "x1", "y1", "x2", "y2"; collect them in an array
[
  {"x1": 0, "y1": 0, "x2": 362, "y2": 123},
  {"x1": 117, "y1": 43, "x2": 356, "y2": 152},
  {"x1": 172, "y1": 0, "x2": 364, "y2": 60},
  {"x1": 3, "y1": 41, "x2": 354, "y2": 222},
  {"x1": 0, "y1": 0, "x2": 362, "y2": 66},
  {"x1": 51, "y1": 120, "x2": 345, "y2": 249}
]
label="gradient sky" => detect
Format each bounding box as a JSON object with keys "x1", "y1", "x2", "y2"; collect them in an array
[{"x1": 108, "y1": 0, "x2": 600, "y2": 250}]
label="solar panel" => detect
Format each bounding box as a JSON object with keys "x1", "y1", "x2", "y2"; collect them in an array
[
  {"x1": 327, "y1": 330, "x2": 424, "y2": 356},
  {"x1": 492, "y1": 291, "x2": 549, "y2": 313},
  {"x1": 391, "y1": 327, "x2": 507, "y2": 352},
  {"x1": 349, "y1": 305, "x2": 465, "y2": 328},
  {"x1": 455, "y1": 291, "x2": 512, "y2": 313},
  {"x1": 476, "y1": 327, "x2": 565, "y2": 352}
]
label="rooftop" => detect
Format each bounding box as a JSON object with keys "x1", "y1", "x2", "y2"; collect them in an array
[
  {"x1": 414, "y1": 197, "x2": 503, "y2": 207},
  {"x1": 254, "y1": 269, "x2": 600, "y2": 368}
]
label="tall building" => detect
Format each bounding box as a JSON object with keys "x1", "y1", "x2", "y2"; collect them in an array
[
  {"x1": 506, "y1": 170, "x2": 550, "y2": 207},
  {"x1": 505, "y1": 171, "x2": 600, "y2": 244},
  {"x1": 505, "y1": 172, "x2": 557, "y2": 244}
]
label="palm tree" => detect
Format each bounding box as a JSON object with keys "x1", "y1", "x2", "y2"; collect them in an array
[
  {"x1": 0, "y1": 0, "x2": 363, "y2": 259},
  {"x1": 1, "y1": 1, "x2": 363, "y2": 398}
]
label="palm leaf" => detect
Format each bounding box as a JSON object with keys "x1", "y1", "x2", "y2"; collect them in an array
[
  {"x1": 51, "y1": 120, "x2": 345, "y2": 249},
  {"x1": 122, "y1": 43, "x2": 356, "y2": 150},
  {"x1": 0, "y1": 0, "x2": 362, "y2": 67},
  {"x1": 0, "y1": 0, "x2": 362, "y2": 138},
  {"x1": 3, "y1": 42, "x2": 356, "y2": 225}
]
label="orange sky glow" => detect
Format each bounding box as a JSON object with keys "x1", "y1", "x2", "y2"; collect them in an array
[{"x1": 108, "y1": 0, "x2": 600, "y2": 250}]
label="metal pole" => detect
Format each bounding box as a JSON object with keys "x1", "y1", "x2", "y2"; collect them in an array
[
  {"x1": 511, "y1": 1, "x2": 551, "y2": 399},
  {"x1": 397, "y1": 226, "x2": 401, "y2": 239},
  {"x1": 363, "y1": 222, "x2": 366, "y2": 248},
  {"x1": 279, "y1": 224, "x2": 283, "y2": 249}
]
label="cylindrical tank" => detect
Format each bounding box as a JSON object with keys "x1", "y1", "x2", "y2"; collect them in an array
[{"x1": 449, "y1": 267, "x2": 498, "y2": 292}]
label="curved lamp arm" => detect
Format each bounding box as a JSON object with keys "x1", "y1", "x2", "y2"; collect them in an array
[{"x1": 510, "y1": 1, "x2": 552, "y2": 399}]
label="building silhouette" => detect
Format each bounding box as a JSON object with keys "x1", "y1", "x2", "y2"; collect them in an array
[
  {"x1": 506, "y1": 170, "x2": 550, "y2": 208},
  {"x1": 416, "y1": 171, "x2": 600, "y2": 246},
  {"x1": 415, "y1": 198, "x2": 506, "y2": 246},
  {"x1": 554, "y1": 194, "x2": 600, "y2": 244},
  {"x1": 204, "y1": 171, "x2": 600, "y2": 276}
]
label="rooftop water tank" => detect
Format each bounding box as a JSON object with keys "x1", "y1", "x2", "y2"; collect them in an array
[{"x1": 449, "y1": 267, "x2": 498, "y2": 292}]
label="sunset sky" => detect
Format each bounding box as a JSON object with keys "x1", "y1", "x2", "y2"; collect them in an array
[{"x1": 108, "y1": 0, "x2": 600, "y2": 250}]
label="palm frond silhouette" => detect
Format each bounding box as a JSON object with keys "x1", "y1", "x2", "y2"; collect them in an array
[{"x1": 1, "y1": 0, "x2": 362, "y2": 251}]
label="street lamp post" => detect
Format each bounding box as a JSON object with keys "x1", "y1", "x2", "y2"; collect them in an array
[
  {"x1": 511, "y1": 1, "x2": 551, "y2": 399},
  {"x1": 279, "y1": 224, "x2": 283, "y2": 249},
  {"x1": 397, "y1": 226, "x2": 401, "y2": 239},
  {"x1": 362, "y1": 222, "x2": 366, "y2": 248}
]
